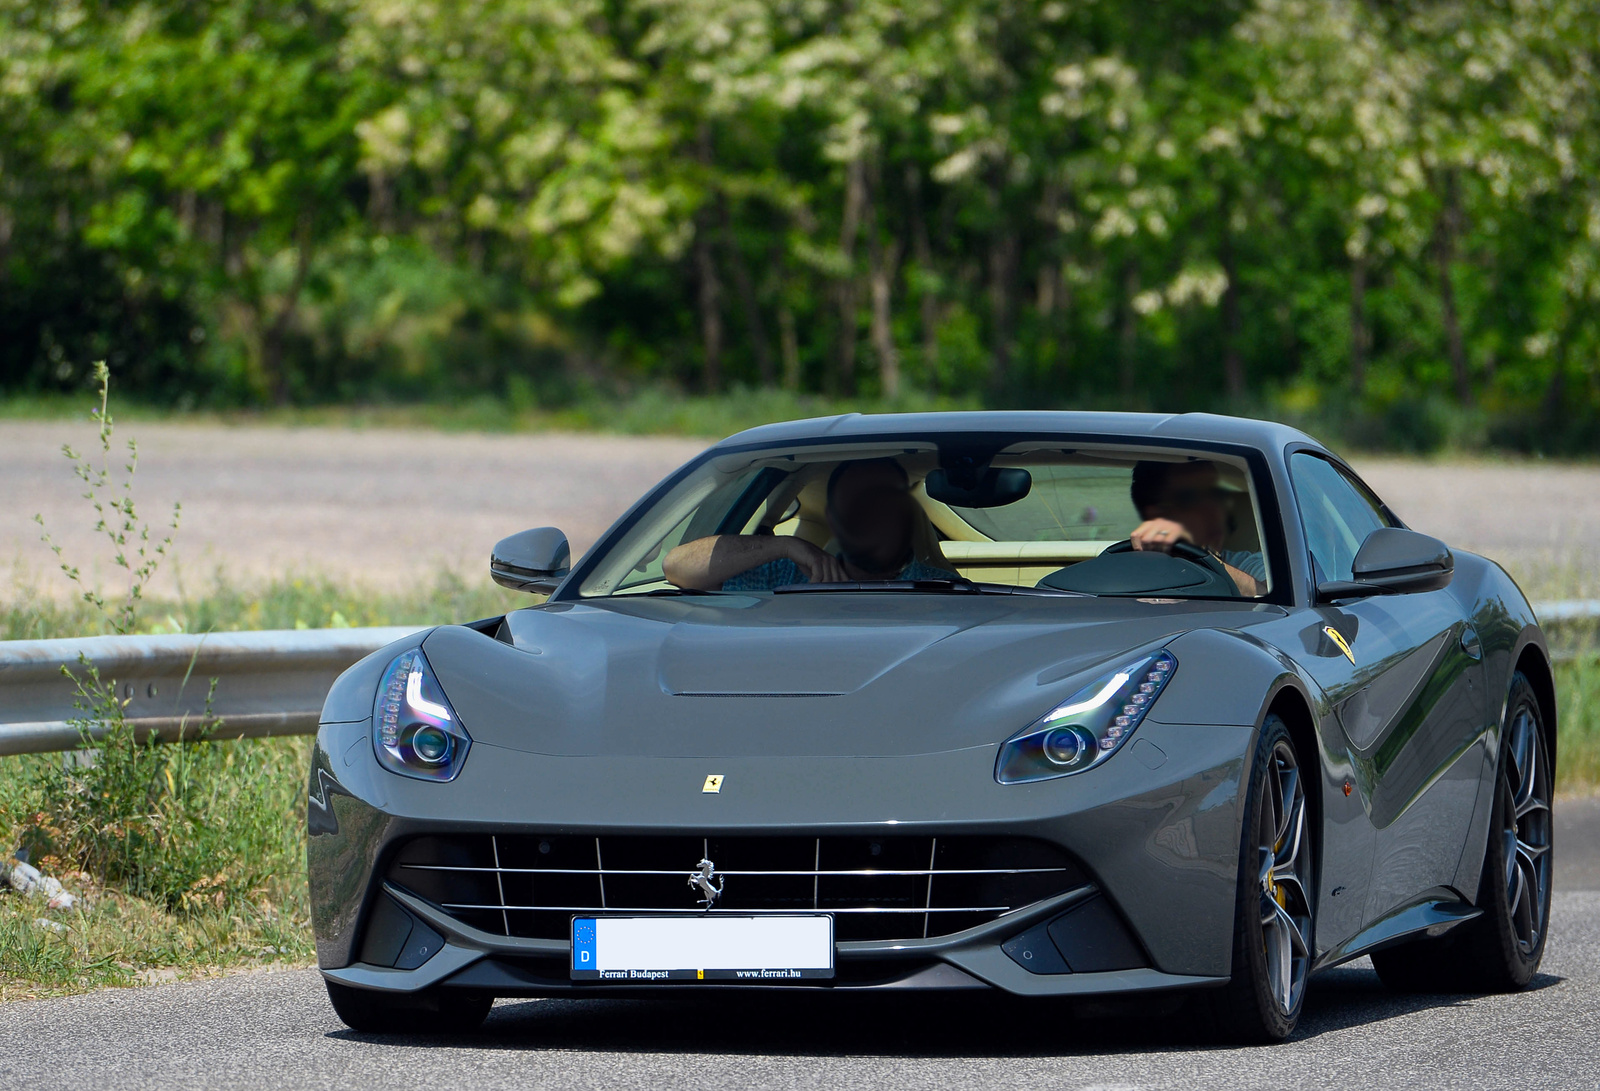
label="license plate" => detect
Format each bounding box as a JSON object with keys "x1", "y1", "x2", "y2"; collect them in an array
[{"x1": 571, "y1": 915, "x2": 835, "y2": 982}]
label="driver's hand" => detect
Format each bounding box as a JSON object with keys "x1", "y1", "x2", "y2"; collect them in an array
[
  {"x1": 785, "y1": 538, "x2": 850, "y2": 584},
  {"x1": 1130, "y1": 518, "x2": 1193, "y2": 554}
]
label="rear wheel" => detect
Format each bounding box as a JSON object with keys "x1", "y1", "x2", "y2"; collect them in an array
[
  {"x1": 1205, "y1": 716, "x2": 1315, "y2": 1043},
  {"x1": 1371, "y1": 672, "x2": 1552, "y2": 993},
  {"x1": 325, "y1": 980, "x2": 493, "y2": 1034}
]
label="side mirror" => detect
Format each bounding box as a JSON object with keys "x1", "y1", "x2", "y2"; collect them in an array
[
  {"x1": 1316, "y1": 527, "x2": 1453, "y2": 601},
  {"x1": 491, "y1": 527, "x2": 571, "y2": 594}
]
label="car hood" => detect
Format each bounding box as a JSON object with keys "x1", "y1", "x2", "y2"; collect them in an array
[{"x1": 420, "y1": 594, "x2": 1286, "y2": 759}]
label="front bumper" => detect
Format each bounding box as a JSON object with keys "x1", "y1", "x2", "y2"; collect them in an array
[
  {"x1": 308, "y1": 716, "x2": 1254, "y2": 998},
  {"x1": 322, "y1": 881, "x2": 1223, "y2": 998}
]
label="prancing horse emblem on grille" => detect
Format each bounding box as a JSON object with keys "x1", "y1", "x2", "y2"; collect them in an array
[{"x1": 688, "y1": 857, "x2": 724, "y2": 909}]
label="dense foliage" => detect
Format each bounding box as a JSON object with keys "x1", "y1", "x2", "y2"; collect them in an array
[{"x1": 2, "y1": 0, "x2": 1597, "y2": 450}]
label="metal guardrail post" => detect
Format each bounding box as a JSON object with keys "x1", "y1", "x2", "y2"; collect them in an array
[{"x1": 0, "y1": 627, "x2": 423, "y2": 757}]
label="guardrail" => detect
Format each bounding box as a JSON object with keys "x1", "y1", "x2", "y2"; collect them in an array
[
  {"x1": 1536, "y1": 599, "x2": 1600, "y2": 624},
  {"x1": 0, "y1": 600, "x2": 1594, "y2": 758},
  {"x1": 0, "y1": 627, "x2": 421, "y2": 757}
]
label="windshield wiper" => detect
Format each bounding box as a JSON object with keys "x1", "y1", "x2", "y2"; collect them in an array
[
  {"x1": 627, "y1": 586, "x2": 725, "y2": 597},
  {"x1": 773, "y1": 578, "x2": 1095, "y2": 598},
  {"x1": 990, "y1": 585, "x2": 1095, "y2": 598},
  {"x1": 773, "y1": 578, "x2": 986, "y2": 594}
]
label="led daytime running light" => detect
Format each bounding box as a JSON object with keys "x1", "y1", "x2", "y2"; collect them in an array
[
  {"x1": 372, "y1": 647, "x2": 471, "y2": 782},
  {"x1": 1045, "y1": 672, "x2": 1131, "y2": 721},
  {"x1": 996, "y1": 651, "x2": 1177, "y2": 784},
  {"x1": 406, "y1": 667, "x2": 453, "y2": 722}
]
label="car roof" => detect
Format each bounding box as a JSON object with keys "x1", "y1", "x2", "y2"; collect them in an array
[{"x1": 715, "y1": 410, "x2": 1326, "y2": 457}]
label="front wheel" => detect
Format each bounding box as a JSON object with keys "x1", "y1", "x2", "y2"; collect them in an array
[{"x1": 1203, "y1": 715, "x2": 1315, "y2": 1042}]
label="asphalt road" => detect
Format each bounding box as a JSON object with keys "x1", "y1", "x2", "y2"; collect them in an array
[{"x1": 1, "y1": 797, "x2": 1596, "y2": 1091}]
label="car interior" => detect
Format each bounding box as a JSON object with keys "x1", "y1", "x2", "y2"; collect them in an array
[{"x1": 588, "y1": 443, "x2": 1270, "y2": 598}]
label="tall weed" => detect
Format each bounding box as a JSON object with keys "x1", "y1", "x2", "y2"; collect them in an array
[
  {"x1": 9, "y1": 366, "x2": 300, "y2": 915},
  {"x1": 33, "y1": 362, "x2": 179, "y2": 635}
]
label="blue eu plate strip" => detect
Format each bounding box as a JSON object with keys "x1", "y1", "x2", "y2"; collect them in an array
[{"x1": 572, "y1": 917, "x2": 597, "y2": 971}]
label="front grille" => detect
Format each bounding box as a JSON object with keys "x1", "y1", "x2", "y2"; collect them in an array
[{"x1": 387, "y1": 834, "x2": 1086, "y2": 943}]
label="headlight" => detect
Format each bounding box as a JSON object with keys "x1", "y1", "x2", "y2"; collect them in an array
[
  {"x1": 996, "y1": 651, "x2": 1176, "y2": 784},
  {"x1": 372, "y1": 647, "x2": 471, "y2": 781}
]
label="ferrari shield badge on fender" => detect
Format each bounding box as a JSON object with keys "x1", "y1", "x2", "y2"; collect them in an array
[
  {"x1": 1323, "y1": 626, "x2": 1355, "y2": 664},
  {"x1": 702, "y1": 774, "x2": 724, "y2": 794}
]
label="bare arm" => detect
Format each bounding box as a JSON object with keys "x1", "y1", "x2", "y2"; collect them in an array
[
  {"x1": 1219, "y1": 560, "x2": 1265, "y2": 598},
  {"x1": 662, "y1": 535, "x2": 849, "y2": 591},
  {"x1": 1129, "y1": 518, "x2": 1264, "y2": 597}
]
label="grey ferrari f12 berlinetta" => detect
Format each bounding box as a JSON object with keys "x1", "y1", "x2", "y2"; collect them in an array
[{"x1": 307, "y1": 411, "x2": 1555, "y2": 1042}]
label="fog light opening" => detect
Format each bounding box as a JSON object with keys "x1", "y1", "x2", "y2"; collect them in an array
[
  {"x1": 1043, "y1": 726, "x2": 1092, "y2": 767},
  {"x1": 409, "y1": 724, "x2": 453, "y2": 765}
]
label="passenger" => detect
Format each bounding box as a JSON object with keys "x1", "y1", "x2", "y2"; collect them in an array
[
  {"x1": 1128, "y1": 460, "x2": 1266, "y2": 596},
  {"x1": 664, "y1": 458, "x2": 959, "y2": 591}
]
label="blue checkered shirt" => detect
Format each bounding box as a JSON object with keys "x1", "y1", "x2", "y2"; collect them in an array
[{"x1": 721, "y1": 556, "x2": 959, "y2": 592}]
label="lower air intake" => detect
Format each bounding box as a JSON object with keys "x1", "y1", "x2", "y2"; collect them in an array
[{"x1": 387, "y1": 833, "x2": 1086, "y2": 943}]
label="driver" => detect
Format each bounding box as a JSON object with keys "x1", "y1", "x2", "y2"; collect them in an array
[
  {"x1": 664, "y1": 458, "x2": 960, "y2": 591},
  {"x1": 1129, "y1": 460, "x2": 1266, "y2": 596}
]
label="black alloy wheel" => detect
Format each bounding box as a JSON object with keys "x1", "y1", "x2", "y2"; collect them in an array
[
  {"x1": 1205, "y1": 715, "x2": 1315, "y2": 1042},
  {"x1": 1372, "y1": 671, "x2": 1553, "y2": 993}
]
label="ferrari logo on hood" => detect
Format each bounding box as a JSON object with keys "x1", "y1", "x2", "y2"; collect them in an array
[
  {"x1": 1323, "y1": 626, "x2": 1355, "y2": 664},
  {"x1": 702, "y1": 774, "x2": 724, "y2": 794}
]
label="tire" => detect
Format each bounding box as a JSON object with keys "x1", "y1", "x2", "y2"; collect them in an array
[
  {"x1": 1203, "y1": 715, "x2": 1315, "y2": 1043},
  {"x1": 325, "y1": 980, "x2": 493, "y2": 1034},
  {"x1": 1371, "y1": 671, "x2": 1553, "y2": 993}
]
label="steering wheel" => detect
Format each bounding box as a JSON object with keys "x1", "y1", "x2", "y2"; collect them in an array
[{"x1": 1098, "y1": 538, "x2": 1240, "y2": 597}]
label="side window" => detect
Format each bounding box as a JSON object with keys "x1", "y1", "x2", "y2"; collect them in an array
[
  {"x1": 1289, "y1": 454, "x2": 1393, "y2": 583},
  {"x1": 612, "y1": 466, "x2": 775, "y2": 592}
]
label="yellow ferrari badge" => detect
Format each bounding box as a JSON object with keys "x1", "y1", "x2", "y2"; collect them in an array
[
  {"x1": 702, "y1": 774, "x2": 724, "y2": 794},
  {"x1": 1323, "y1": 626, "x2": 1355, "y2": 664}
]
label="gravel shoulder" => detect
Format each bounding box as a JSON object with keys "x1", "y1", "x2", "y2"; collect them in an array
[
  {"x1": 2, "y1": 420, "x2": 706, "y2": 600},
  {"x1": 1355, "y1": 458, "x2": 1600, "y2": 598},
  {"x1": 4, "y1": 420, "x2": 1596, "y2": 601}
]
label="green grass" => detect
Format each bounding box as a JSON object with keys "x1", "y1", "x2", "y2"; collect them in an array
[
  {"x1": 0, "y1": 734, "x2": 316, "y2": 1002},
  {"x1": 2, "y1": 570, "x2": 523, "y2": 642},
  {"x1": 1556, "y1": 652, "x2": 1600, "y2": 794},
  {"x1": 0, "y1": 685, "x2": 317, "y2": 1000},
  {"x1": 0, "y1": 572, "x2": 524, "y2": 1000}
]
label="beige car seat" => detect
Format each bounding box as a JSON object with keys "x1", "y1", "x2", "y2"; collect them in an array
[
  {"x1": 764, "y1": 465, "x2": 954, "y2": 573},
  {"x1": 821, "y1": 502, "x2": 954, "y2": 573},
  {"x1": 909, "y1": 503, "x2": 956, "y2": 571}
]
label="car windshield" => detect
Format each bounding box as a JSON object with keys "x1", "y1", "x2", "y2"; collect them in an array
[{"x1": 575, "y1": 439, "x2": 1274, "y2": 600}]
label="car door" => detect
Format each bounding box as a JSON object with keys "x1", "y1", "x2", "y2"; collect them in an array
[{"x1": 1287, "y1": 454, "x2": 1490, "y2": 926}]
